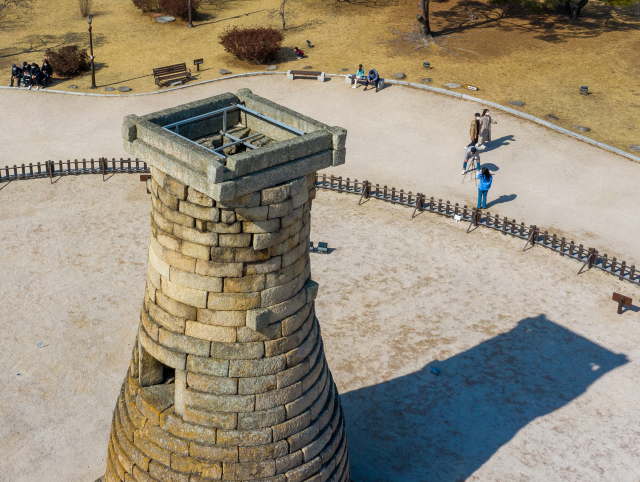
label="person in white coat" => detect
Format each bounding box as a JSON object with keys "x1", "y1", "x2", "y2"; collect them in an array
[{"x1": 477, "y1": 109, "x2": 497, "y2": 149}]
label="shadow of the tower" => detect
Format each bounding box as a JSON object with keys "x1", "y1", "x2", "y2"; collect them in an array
[{"x1": 342, "y1": 315, "x2": 628, "y2": 482}]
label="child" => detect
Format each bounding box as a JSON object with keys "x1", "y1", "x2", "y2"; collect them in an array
[{"x1": 293, "y1": 47, "x2": 304, "y2": 60}]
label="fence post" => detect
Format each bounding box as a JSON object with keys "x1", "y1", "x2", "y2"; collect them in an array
[
  {"x1": 399, "y1": 189, "x2": 404, "y2": 205},
  {"x1": 391, "y1": 187, "x2": 396, "y2": 204},
  {"x1": 619, "y1": 261, "x2": 626, "y2": 281},
  {"x1": 630, "y1": 265, "x2": 636, "y2": 283},
  {"x1": 610, "y1": 257, "x2": 617, "y2": 276},
  {"x1": 445, "y1": 200, "x2": 450, "y2": 216},
  {"x1": 569, "y1": 241, "x2": 575, "y2": 258},
  {"x1": 322, "y1": 173, "x2": 326, "y2": 188},
  {"x1": 560, "y1": 237, "x2": 566, "y2": 256}
]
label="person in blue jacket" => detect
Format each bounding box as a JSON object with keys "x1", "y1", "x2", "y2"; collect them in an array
[
  {"x1": 477, "y1": 167, "x2": 492, "y2": 209},
  {"x1": 364, "y1": 68, "x2": 379, "y2": 92}
]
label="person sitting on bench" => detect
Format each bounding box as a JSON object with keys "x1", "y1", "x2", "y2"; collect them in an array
[
  {"x1": 364, "y1": 68, "x2": 379, "y2": 92},
  {"x1": 21, "y1": 62, "x2": 31, "y2": 87},
  {"x1": 29, "y1": 63, "x2": 43, "y2": 90},
  {"x1": 10, "y1": 64, "x2": 22, "y2": 87},
  {"x1": 293, "y1": 47, "x2": 305, "y2": 60},
  {"x1": 351, "y1": 64, "x2": 365, "y2": 89},
  {"x1": 41, "y1": 59, "x2": 53, "y2": 87}
]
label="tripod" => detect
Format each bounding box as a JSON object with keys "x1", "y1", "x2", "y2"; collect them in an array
[{"x1": 462, "y1": 157, "x2": 479, "y2": 185}]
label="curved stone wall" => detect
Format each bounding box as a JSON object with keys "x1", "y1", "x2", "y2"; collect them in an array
[{"x1": 105, "y1": 167, "x2": 349, "y2": 482}]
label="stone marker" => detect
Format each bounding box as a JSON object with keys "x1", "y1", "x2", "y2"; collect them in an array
[
  {"x1": 546, "y1": 114, "x2": 559, "y2": 121},
  {"x1": 421, "y1": 78, "x2": 432, "y2": 83},
  {"x1": 266, "y1": 65, "x2": 277, "y2": 70},
  {"x1": 444, "y1": 83, "x2": 461, "y2": 89},
  {"x1": 423, "y1": 62, "x2": 431, "y2": 68},
  {"x1": 509, "y1": 101, "x2": 525, "y2": 106},
  {"x1": 104, "y1": 89, "x2": 350, "y2": 482},
  {"x1": 394, "y1": 73, "x2": 405, "y2": 79},
  {"x1": 69, "y1": 85, "x2": 78, "y2": 89},
  {"x1": 341, "y1": 68, "x2": 349, "y2": 72},
  {"x1": 118, "y1": 86, "x2": 131, "y2": 92},
  {"x1": 303, "y1": 66, "x2": 313, "y2": 70},
  {"x1": 105, "y1": 87, "x2": 116, "y2": 92},
  {"x1": 169, "y1": 80, "x2": 183, "y2": 86},
  {"x1": 219, "y1": 69, "x2": 232, "y2": 75},
  {"x1": 630, "y1": 145, "x2": 640, "y2": 152},
  {"x1": 157, "y1": 15, "x2": 175, "y2": 22},
  {"x1": 574, "y1": 125, "x2": 590, "y2": 133}
]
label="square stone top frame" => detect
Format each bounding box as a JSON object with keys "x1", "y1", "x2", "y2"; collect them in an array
[{"x1": 122, "y1": 88, "x2": 346, "y2": 202}]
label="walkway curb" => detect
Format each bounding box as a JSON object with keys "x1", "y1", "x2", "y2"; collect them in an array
[{"x1": 2, "y1": 72, "x2": 639, "y2": 164}]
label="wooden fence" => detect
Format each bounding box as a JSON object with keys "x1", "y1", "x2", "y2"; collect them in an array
[
  {"x1": 0, "y1": 158, "x2": 149, "y2": 183},
  {"x1": 1, "y1": 161, "x2": 636, "y2": 288},
  {"x1": 315, "y1": 173, "x2": 639, "y2": 288}
]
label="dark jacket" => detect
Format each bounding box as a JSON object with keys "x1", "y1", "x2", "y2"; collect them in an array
[
  {"x1": 42, "y1": 64, "x2": 53, "y2": 76},
  {"x1": 22, "y1": 64, "x2": 31, "y2": 75},
  {"x1": 367, "y1": 69, "x2": 379, "y2": 82},
  {"x1": 30, "y1": 66, "x2": 42, "y2": 78},
  {"x1": 11, "y1": 66, "x2": 22, "y2": 78}
]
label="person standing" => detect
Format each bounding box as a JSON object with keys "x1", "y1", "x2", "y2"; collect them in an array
[
  {"x1": 477, "y1": 167, "x2": 492, "y2": 209},
  {"x1": 467, "y1": 113, "x2": 480, "y2": 148},
  {"x1": 352, "y1": 64, "x2": 365, "y2": 89},
  {"x1": 462, "y1": 146, "x2": 480, "y2": 175},
  {"x1": 10, "y1": 64, "x2": 22, "y2": 87},
  {"x1": 364, "y1": 68, "x2": 379, "y2": 92},
  {"x1": 478, "y1": 109, "x2": 497, "y2": 149}
]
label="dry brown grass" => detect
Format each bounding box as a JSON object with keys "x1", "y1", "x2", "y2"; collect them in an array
[{"x1": 1, "y1": 0, "x2": 639, "y2": 153}]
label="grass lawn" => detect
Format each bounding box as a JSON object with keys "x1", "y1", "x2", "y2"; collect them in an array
[{"x1": 1, "y1": 0, "x2": 639, "y2": 153}]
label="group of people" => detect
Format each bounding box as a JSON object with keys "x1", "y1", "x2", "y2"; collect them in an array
[
  {"x1": 462, "y1": 109, "x2": 497, "y2": 209},
  {"x1": 9, "y1": 60, "x2": 53, "y2": 90},
  {"x1": 350, "y1": 65, "x2": 380, "y2": 92}
]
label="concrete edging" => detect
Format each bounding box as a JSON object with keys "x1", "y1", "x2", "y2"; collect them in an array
[{"x1": 2, "y1": 72, "x2": 638, "y2": 164}]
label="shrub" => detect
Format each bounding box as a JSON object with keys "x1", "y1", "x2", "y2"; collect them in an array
[
  {"x1": 132, "y1": 0, "x2": 158, "y2": 12},
  {"x1": 219, "y1": 26, "x2": 284, "y2": 64},
  {"x1": 78, "y1": 0, "x2": 92, "y2": 17},
  {"x1": 44, "y1": 45, "x2": 90, "y2": 77},
  {"x1": 158, "y1": 0, "x2": 200, "y2": 19}
]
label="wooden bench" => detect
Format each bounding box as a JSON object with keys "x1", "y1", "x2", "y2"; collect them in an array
[
  {"x1": 287, "y1": 70, "x2": 325, "y2": 82},
  {"x1": 153, "y1": 63, "x2": 191, "y2": 87}
]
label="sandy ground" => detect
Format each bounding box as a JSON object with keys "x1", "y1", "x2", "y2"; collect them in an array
[
  {"x1": 0, "y1": 177, "x2": 639, "y2": 482},
  {"x1": 1, "y1": 76, "x2": 639, "y2": 266},
  {"x1": 1, "y1": 0, "x2": 639, "y2": 153}
]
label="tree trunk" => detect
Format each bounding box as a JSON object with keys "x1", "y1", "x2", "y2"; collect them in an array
[
  {"x1": 564, "y1": 1, "x2": 572, "y2": 15},
  {"x1": 419, "y1": 0, "x2": 431, "y2": 36},
  {"x1": 572, "y1": 0, "x2": 588, "y2": 18}
]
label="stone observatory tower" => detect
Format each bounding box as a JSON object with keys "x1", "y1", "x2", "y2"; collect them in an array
[{"x1": 104, "y1": 89, "x2": 349, "y2": 482}]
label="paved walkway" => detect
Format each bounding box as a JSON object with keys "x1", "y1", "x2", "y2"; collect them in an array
[{"x1": 1, "y1": 76, "x2": 638, "y2": 262}]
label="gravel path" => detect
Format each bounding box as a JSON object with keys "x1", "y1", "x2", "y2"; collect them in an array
[{"x1": 1, "y1": 76, "x2": 638, "y2": 263}]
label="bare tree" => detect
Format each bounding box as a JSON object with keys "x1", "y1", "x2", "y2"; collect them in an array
[
  {"x1": 78, "y1": 0, "x2": 92, "y2": 18},
  {"x1": 269, "y1": 0, "x2": 297, "y2": 30},
  {"x1": 0, "y1": 0, "x2": 33, "y2": 19},
  {"x1": 416, "y1": 0, "x2": 431, "y2": 36}
]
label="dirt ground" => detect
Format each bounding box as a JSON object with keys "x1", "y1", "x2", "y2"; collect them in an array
[
  {"x1": 2, "y1": 76, "x2": 639, "y2": 266},
  {"x1": 0, "y1": 178, "x2": 638, "y2": 482},
  {"x1": 1, "y1": 0, "x2": 639, "y2": 153}
]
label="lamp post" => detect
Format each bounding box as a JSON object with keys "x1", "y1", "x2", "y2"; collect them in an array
[
  {"x1": 87, "y1": 15, "x2": 96, "y2": 89},
  {"x1": 187, "y1": 0, "x2": 194, "y2": 28}
]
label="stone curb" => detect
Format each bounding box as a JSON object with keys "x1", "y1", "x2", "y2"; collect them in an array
[{"x1": 1, "y1": 72, "x2": 638, "y2": 164}]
